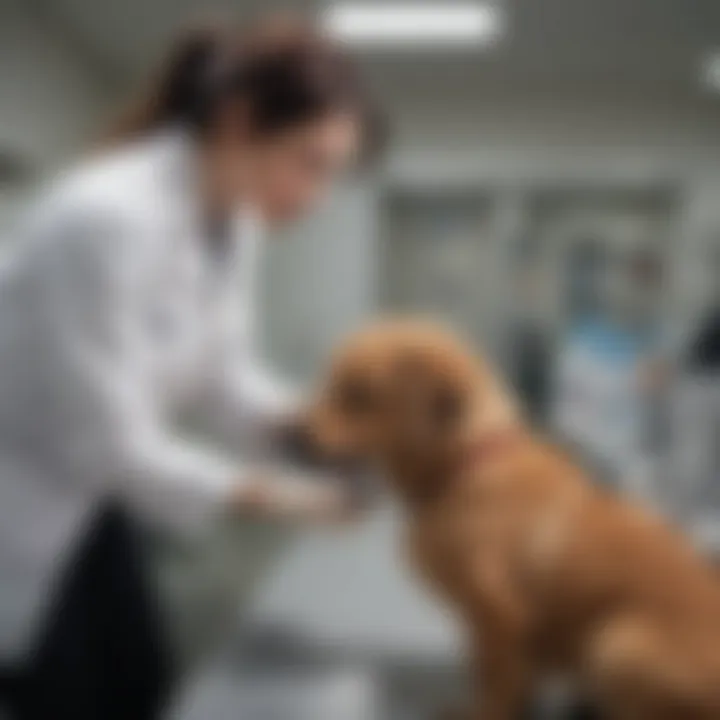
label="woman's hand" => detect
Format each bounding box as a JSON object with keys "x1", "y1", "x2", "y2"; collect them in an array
[{"x1": 228, "y1": 472, "x2": 357, "y2": 524}]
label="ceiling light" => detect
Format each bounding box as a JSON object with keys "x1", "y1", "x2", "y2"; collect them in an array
[{"x1": 322, "y1": 2, "x2": 503, "y2": 48}]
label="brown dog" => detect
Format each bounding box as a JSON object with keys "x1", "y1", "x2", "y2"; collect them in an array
[{"x1": 300, "y1": 320, "x2": 720, "y2": 720}]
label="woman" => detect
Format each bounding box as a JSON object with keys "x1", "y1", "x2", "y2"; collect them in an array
[{"x1": 0, "y1": 17, "x2": 383, "y2": 720}]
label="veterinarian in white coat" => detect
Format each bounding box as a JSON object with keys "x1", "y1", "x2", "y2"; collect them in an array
[{"x1": 0, "y1": 17, "x2": 382, "y2": 720}]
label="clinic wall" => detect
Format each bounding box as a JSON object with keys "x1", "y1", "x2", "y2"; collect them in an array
[
  {"x1": 259, "y1": 181, "x2": 380, "y2": 379},
  {"x1": 258, "y1": 88, "x2": 720, "y2": 378},
  {"x1": 390, "y1": 89, "x2": 720, "y2": 333},
  {"x1": 0, "y1": 0, "x2": 105, "y2": 228}
]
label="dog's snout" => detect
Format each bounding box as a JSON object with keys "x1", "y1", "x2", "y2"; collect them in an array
[
  {"x1": 275, "y1": 421, "x2": 322, "y2": 467},
  {"x1": 274, "y1": 419, "x2": 378, "y2": 508}
]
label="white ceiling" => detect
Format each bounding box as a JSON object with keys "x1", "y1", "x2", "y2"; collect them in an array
[{"x1": 30, "y1": 0, "x2": 720, "y2": 102}]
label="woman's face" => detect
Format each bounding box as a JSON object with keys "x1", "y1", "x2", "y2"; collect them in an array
[{"x1": 211, "y1": 110, "x2": 362, "y2": 224}]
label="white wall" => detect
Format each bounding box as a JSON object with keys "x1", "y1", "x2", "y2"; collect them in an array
[
  {"x1": 257, "y1": 87, "x2": 720, "y2": 379},
  {"x1": 260, "y1": 182, "x2": 379, "y2": 379},
  {"x1": 0, "y1": 0, "x2": 105, "y2": 229}
]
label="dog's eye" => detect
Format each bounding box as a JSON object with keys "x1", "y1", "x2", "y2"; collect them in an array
[
  {"x1": 431, "y1": 387, "x2": 464, "y2": 428},
  {"x1": 336, "y1": 378, "x2": 375, "y2": 417}
]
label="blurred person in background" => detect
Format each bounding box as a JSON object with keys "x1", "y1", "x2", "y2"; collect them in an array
[
  {"x1": 505, "y1": 253, "x2": 554, "y2": 425},
  {"x1": 672, "y1": 246, "x2": 720, "y2": 534},
  {"x1": 0, "y1": 16, "x2": 382, "y2": 720},
  {"x1": 552, "y1": 242, "x2": 665, "y2": 494}
]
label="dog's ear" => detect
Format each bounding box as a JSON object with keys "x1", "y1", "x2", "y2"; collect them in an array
[
  {"x1": 387, "y1": 357, "x2": 469, "y2": 458},
  {"x1": 385, "y1": 370, "x2": 475, "y2": 502},
  {"x1": 430, "y1": 380, "x2": 465, "y2": 426}
]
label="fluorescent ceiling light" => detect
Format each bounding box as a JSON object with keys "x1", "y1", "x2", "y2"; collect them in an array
[{"x1": 323, "y1": 2, "x2": 503, "y2": 48}]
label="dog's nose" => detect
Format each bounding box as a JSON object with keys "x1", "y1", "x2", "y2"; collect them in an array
[
  {"x1": 274, "y1": 420, "x2": 322, "y2": 467},
  {"x1": 274, "y1": 420, "x2": 379, "y2": 510}
]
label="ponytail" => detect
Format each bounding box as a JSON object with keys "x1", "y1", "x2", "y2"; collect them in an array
[{"x1": 103, "y1": 23, "x2": 223, "y2": 144}]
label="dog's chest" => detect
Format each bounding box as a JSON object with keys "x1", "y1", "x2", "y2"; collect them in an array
[
  {"x1": 407, "y1": 527, "x2": 465, "y2": 603},
  {"x1": 406, "y1": 503, "x2": 501, "y2": 604}
]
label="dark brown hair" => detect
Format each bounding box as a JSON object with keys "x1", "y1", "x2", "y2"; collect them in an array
[{"x1": 104, "y1": 16, "x2": 385, "y2": 165}]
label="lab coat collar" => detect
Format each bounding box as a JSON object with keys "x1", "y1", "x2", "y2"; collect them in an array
[{"x1": 148, "y1": 124, "x2": 266, "y2": 280}]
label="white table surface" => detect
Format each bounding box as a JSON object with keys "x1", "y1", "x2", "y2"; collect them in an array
[{"x1": 245, "y1": 505, "x2": 462, "y2": 664}]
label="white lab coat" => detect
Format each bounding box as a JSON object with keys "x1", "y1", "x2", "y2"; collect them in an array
[{"x1": 0, "y1": 129, "x2": 295, "y2": 659}]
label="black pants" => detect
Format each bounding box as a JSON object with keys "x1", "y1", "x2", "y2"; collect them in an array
[{"x1": 1, "y1": 504, "x2": 173, "y2": 720}]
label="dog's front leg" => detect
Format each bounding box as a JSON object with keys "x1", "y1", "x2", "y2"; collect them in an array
[
  {"x1": 469, "y1": 626, "x2": 530, "y2": 720},
  {"x1": 466, "y1": 559, "x2": 532, "y2": 720}
]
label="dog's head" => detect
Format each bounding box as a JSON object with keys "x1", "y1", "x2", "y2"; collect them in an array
[{"x1": 295, "y1": 320, "x2": 520, "y2": 504}]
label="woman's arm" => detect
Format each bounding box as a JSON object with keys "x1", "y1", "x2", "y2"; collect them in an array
[
  {"x1": 203, "y1": 210, "x2": 304, "y2": 443},
  {"x1": 43, "y1": 201, "x2": 342, "y2": 533}
]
